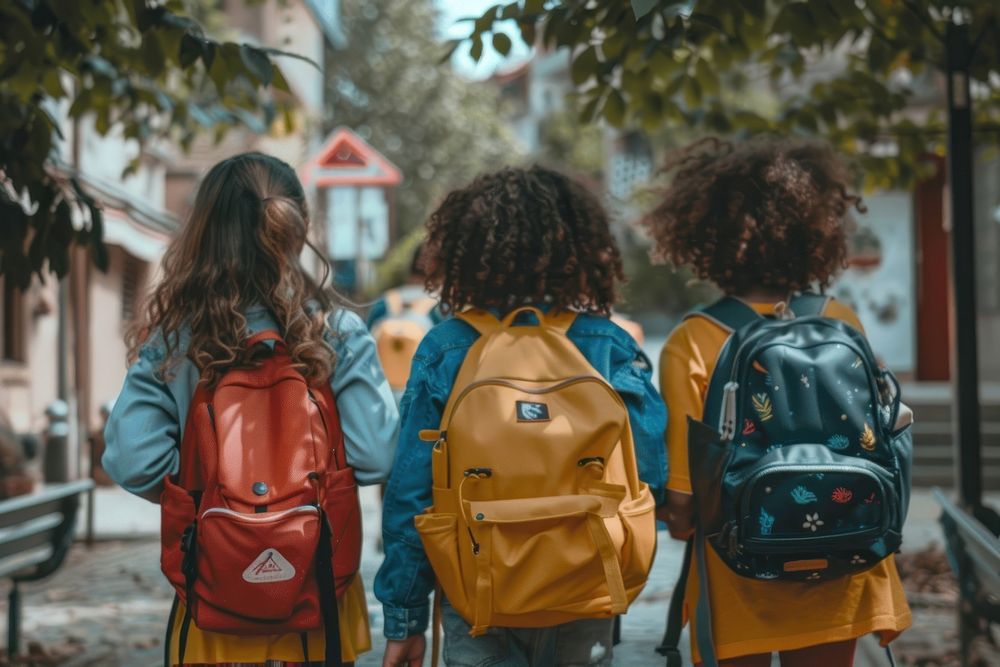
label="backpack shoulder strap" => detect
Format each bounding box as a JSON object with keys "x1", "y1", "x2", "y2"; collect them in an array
[
  {"x1": 457, "y1": 308, "x2": 500, "y2": 336},
  {"x1": 684, "y1": 296, "x2": 763, "y2": 333},
  {"x1": 384, "y1": 289, "x2": 403, "y2": 317},
  {"x1": 790, "y1": 292, "x2": 832, "y2": 317}
]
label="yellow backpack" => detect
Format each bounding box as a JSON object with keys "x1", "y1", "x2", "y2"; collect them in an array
[
  {"x1": 372, "y1": 287, "x2": 437, "y2": 393},
  {"x1": 415, "y1": 307, "x2": 657, "y2": 638}
]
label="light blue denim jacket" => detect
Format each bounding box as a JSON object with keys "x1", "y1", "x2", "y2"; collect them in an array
[
  {"x1": 103, "y1": 307, "x2": 400, "y2": 494},
  {"x1": 374, "y1": 311, "x2": 668, "y2": 640}
]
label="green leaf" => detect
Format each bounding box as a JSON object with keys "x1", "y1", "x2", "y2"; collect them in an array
[
  {"x1": 470, "y1": 36, "x2": 484, "y2": 61},
  {"x1": 604, "y1": 89, "x2": 626, "y2": 127},
  {"x1": 179, "y1": 33, "x2": 202, "y2": 69},
  {"x1": 631, "y1": 0, "x2": 660, "y2": 20},
  {"x1": 492, "y1": 32, "x2": 512, "y2": 56},
  {"x1": 681, "y1": 75, "x2": 701, "y2": 106},
  {"x1": 271, "y1": 64, "x2": 291, "y2": 93},
  {"x1": 694, "y1": 58, "x2": 719, "y2": 96},
  {"x1": 141, "y1": 33, "x2": 166, "y2": 76},
  {"x1": 571, "y1": 46, "x2": 599, "y2": 85},
  {"x1": 603, "y1": 31, "x2": 627, "y2": 60},
  {"x1": 240, "y1": 44, "x2": 273, "y2": 86}
]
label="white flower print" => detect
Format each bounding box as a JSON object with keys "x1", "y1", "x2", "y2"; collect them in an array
[
  {"x1": 806, "y1": 572, "x2": 822, "y2": 581},
  {"x1": 850, "y1": 554, "x2": 867, "y2": 565},
  {"x1": 802, "y1": 513, "x2": 824, "y2": 532}
]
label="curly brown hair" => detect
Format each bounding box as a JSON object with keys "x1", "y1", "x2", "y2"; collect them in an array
[
  {"x1": 128, "y1": 152, "x2": 336, "y2": 386},
  {"x1": 641, "y1": 137, "x2": 865, "y2": 295},
  {"x1": 423, "y1": 165, "x2": 624, "y2": 314}
]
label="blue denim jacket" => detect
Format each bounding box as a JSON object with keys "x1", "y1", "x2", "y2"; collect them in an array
[{"x1": 374, "y1": 311, "x2": 668, "y2": 640}]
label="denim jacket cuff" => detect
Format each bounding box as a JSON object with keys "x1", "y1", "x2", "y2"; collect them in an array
[{"x1": 383, "y1": 602, "x2": 430, "y2": 640}]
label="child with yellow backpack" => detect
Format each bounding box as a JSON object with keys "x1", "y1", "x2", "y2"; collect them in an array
[
  {"x1": 376, "y1": 165, "x2": 667, "y2": 666},
  {"x1": 367, "y1": 243, "x2": 443, "y2": 403}
]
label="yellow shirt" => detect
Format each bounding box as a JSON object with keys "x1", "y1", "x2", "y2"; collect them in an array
[
  {"x1": 660, "y1": 300, "x2": 911, "y2": 661},
  {"x1": 167, "y1": 575, "x2": 371, "y2": 665}
]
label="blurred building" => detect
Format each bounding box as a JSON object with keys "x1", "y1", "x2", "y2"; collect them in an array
[{"x1": 0, "y1": 0, "x2": 345, "y2": 482}]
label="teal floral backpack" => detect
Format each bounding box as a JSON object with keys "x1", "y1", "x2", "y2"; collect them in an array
[{"x1": 658, "y1": 293, "x2": 912, "y2": 667}]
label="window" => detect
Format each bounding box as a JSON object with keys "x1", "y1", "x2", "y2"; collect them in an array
[
  {"x1": 121, "y1": 254, "x2": 145, "y2": 324},
  {"x1": 2, "y1": 281, "x2": 25, "y2": 363}
]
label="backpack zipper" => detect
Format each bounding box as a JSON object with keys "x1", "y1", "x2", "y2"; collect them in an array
[{"x1": 201, "y1": 505, "x2": 319, "y2": 522}]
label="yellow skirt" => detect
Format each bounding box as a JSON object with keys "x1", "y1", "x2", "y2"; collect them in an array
[{"x1": 166, "y1": 576, "x2": 371, "y2": 665}]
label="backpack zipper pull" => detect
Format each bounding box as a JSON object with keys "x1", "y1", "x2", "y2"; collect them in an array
[{"x1": 720, "y1": 381, "x2": 740, "y2": 442}]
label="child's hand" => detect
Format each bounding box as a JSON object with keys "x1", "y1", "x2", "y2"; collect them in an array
[
  {"x1": 382, "y1": 635, "x2": 425, "y2": 667},
  {"x1": 658, "y1": 490, "x2": 696, "y2": 540}
]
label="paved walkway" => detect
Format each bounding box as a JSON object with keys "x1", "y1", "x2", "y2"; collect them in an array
[{"x1": 2, "y1": 486, "x2": 993, "y2": 666}]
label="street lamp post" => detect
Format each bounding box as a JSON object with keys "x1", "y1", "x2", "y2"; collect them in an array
[{"x1": 945, "y1": 18, "x2": 982, "y2": 513}]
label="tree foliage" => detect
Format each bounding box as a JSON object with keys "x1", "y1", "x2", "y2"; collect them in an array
[
  {"x1": 325, "y1": 0, "x2": 521, "y2": 277},
  {"x1": 0, "y1": 0, "x2": 298, "y2": 287},
  {"x1": 458, "y1": 0, "x2": 1000, "y2": 188}
]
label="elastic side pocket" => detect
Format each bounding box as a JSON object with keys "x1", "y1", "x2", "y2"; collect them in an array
[
  {"x1": 160, "y1": 476, "x2": 196, "y2": 595},
  {"x1": 321, "y1": 465, "x2": 362, "y2": 591},
  {"x1": 619, "y1": 484, "x2": 656, "y2": 590},
  {"x1": 414, "y1": 512, "x2": 469, "y2": 613}
]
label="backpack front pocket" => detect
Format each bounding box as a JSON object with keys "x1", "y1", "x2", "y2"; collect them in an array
[
  {"x1": 195, "y1": 505, "x2": 320, "y2": 624},
  {"x1": 739, "y1": 459, "x2": 891, "y2": 552},
  {"x1": 466, "y1": 494, "x2": 627, "y2": 617}
]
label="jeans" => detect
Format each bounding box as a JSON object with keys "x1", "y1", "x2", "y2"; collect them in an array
[{"x1": 441, "y1": 601, "x2": 614, "y2": 667}]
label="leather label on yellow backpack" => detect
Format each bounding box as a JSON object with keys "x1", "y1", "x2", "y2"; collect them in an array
[
  {"x1": 782, "y1": 558, "x2": 829, "y2": 572},
  {"x1": 515, "y1": 400, "x2": 550, "y2": 422}
]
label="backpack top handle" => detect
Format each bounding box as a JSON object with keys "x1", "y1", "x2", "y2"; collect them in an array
[{"x1": 459, "y1": 307, "x2": 577, "y2": 336}]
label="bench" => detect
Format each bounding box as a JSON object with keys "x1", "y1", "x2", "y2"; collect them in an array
[
  {"x1": 0, "y1": 479, "x2": 94, "y2": 659},
  {"x1": 933, "y1": 488, "x2": 1000, "y2": 660}
]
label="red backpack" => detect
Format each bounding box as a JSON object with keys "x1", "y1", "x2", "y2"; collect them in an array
[{"x1": 160, "y1": 330, "x2": 361, "y2": 666}]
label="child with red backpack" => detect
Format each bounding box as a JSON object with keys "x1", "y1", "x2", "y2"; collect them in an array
[
  {"x1": 645, "y1": 138, "x2": 912, "y2": 666},
  {"x1": 103, "y1": 152, "x2": 400, "y2": 666},
  {"x1": 376, "y1": 166, "x2": 668, "y2": 666}
]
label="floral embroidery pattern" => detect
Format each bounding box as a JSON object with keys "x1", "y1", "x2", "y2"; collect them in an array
[
  {"x1": 831, "y1": 487, "x2": 853, "y2": 504},
  {"x1": 850, "y1": 554, "x2": 867, "y2": 565},
  {"x1": 806, "y1": 572, "x2": 822, "y2": 581},
  {"x1": 800, "y1": 374, "x2": 810, "y2": 388},
  {"x1": 827, "y1": 434, "x2": 850, "y2": 451},
  {"x1": 742, "y1": 418, "x2": 756, "y2": 435},
  {"x1": 852, "y1": 356, "x2": 863, "y2": 369},
  {"x1": 802, "y1": 513, "x2": 824, "y2": 532},
  {"x1": 860, "y1": 423, "x2": 876, "y2": 451},
  {"x1": 756, "y1": 572, "x2": 779, "y2": 580},
  {"x1": 759, "y1": 508, "x2": 775, "y2": 535},
  {"x1": 752, "y1": 393, "x2": 774, "y2": 422},
  {"x1": 791, "y1": 486, "x2": 817, "y2": 504}
]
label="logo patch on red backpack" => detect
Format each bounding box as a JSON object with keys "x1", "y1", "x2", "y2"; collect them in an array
[{"x1": 243, "y1": 549, "x2": 295, "y2": 583}]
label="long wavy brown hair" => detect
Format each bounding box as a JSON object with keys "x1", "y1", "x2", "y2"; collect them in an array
[
  {"x1": 641, "y1": 137, "x2": 865, "y2": 295},
  {"x1": 128, "y1": 152, "x2": 336, "y2": 386},
  {"x1": 423, "y1": 165, "x2": 624, "y2": 314}
]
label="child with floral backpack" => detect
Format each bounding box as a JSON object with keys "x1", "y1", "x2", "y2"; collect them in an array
[{"x1": 645, "y1": 138, "x2": 912, "y2": 667}]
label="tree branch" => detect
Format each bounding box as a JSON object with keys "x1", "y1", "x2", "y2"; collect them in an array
[{"x1": 900, "y1": 0, "x2": 944, "y2": 43}]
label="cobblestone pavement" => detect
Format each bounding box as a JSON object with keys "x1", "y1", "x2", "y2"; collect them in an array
[{"x1": 1, "y1": 486, "x2": 991, "y2": 666}]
